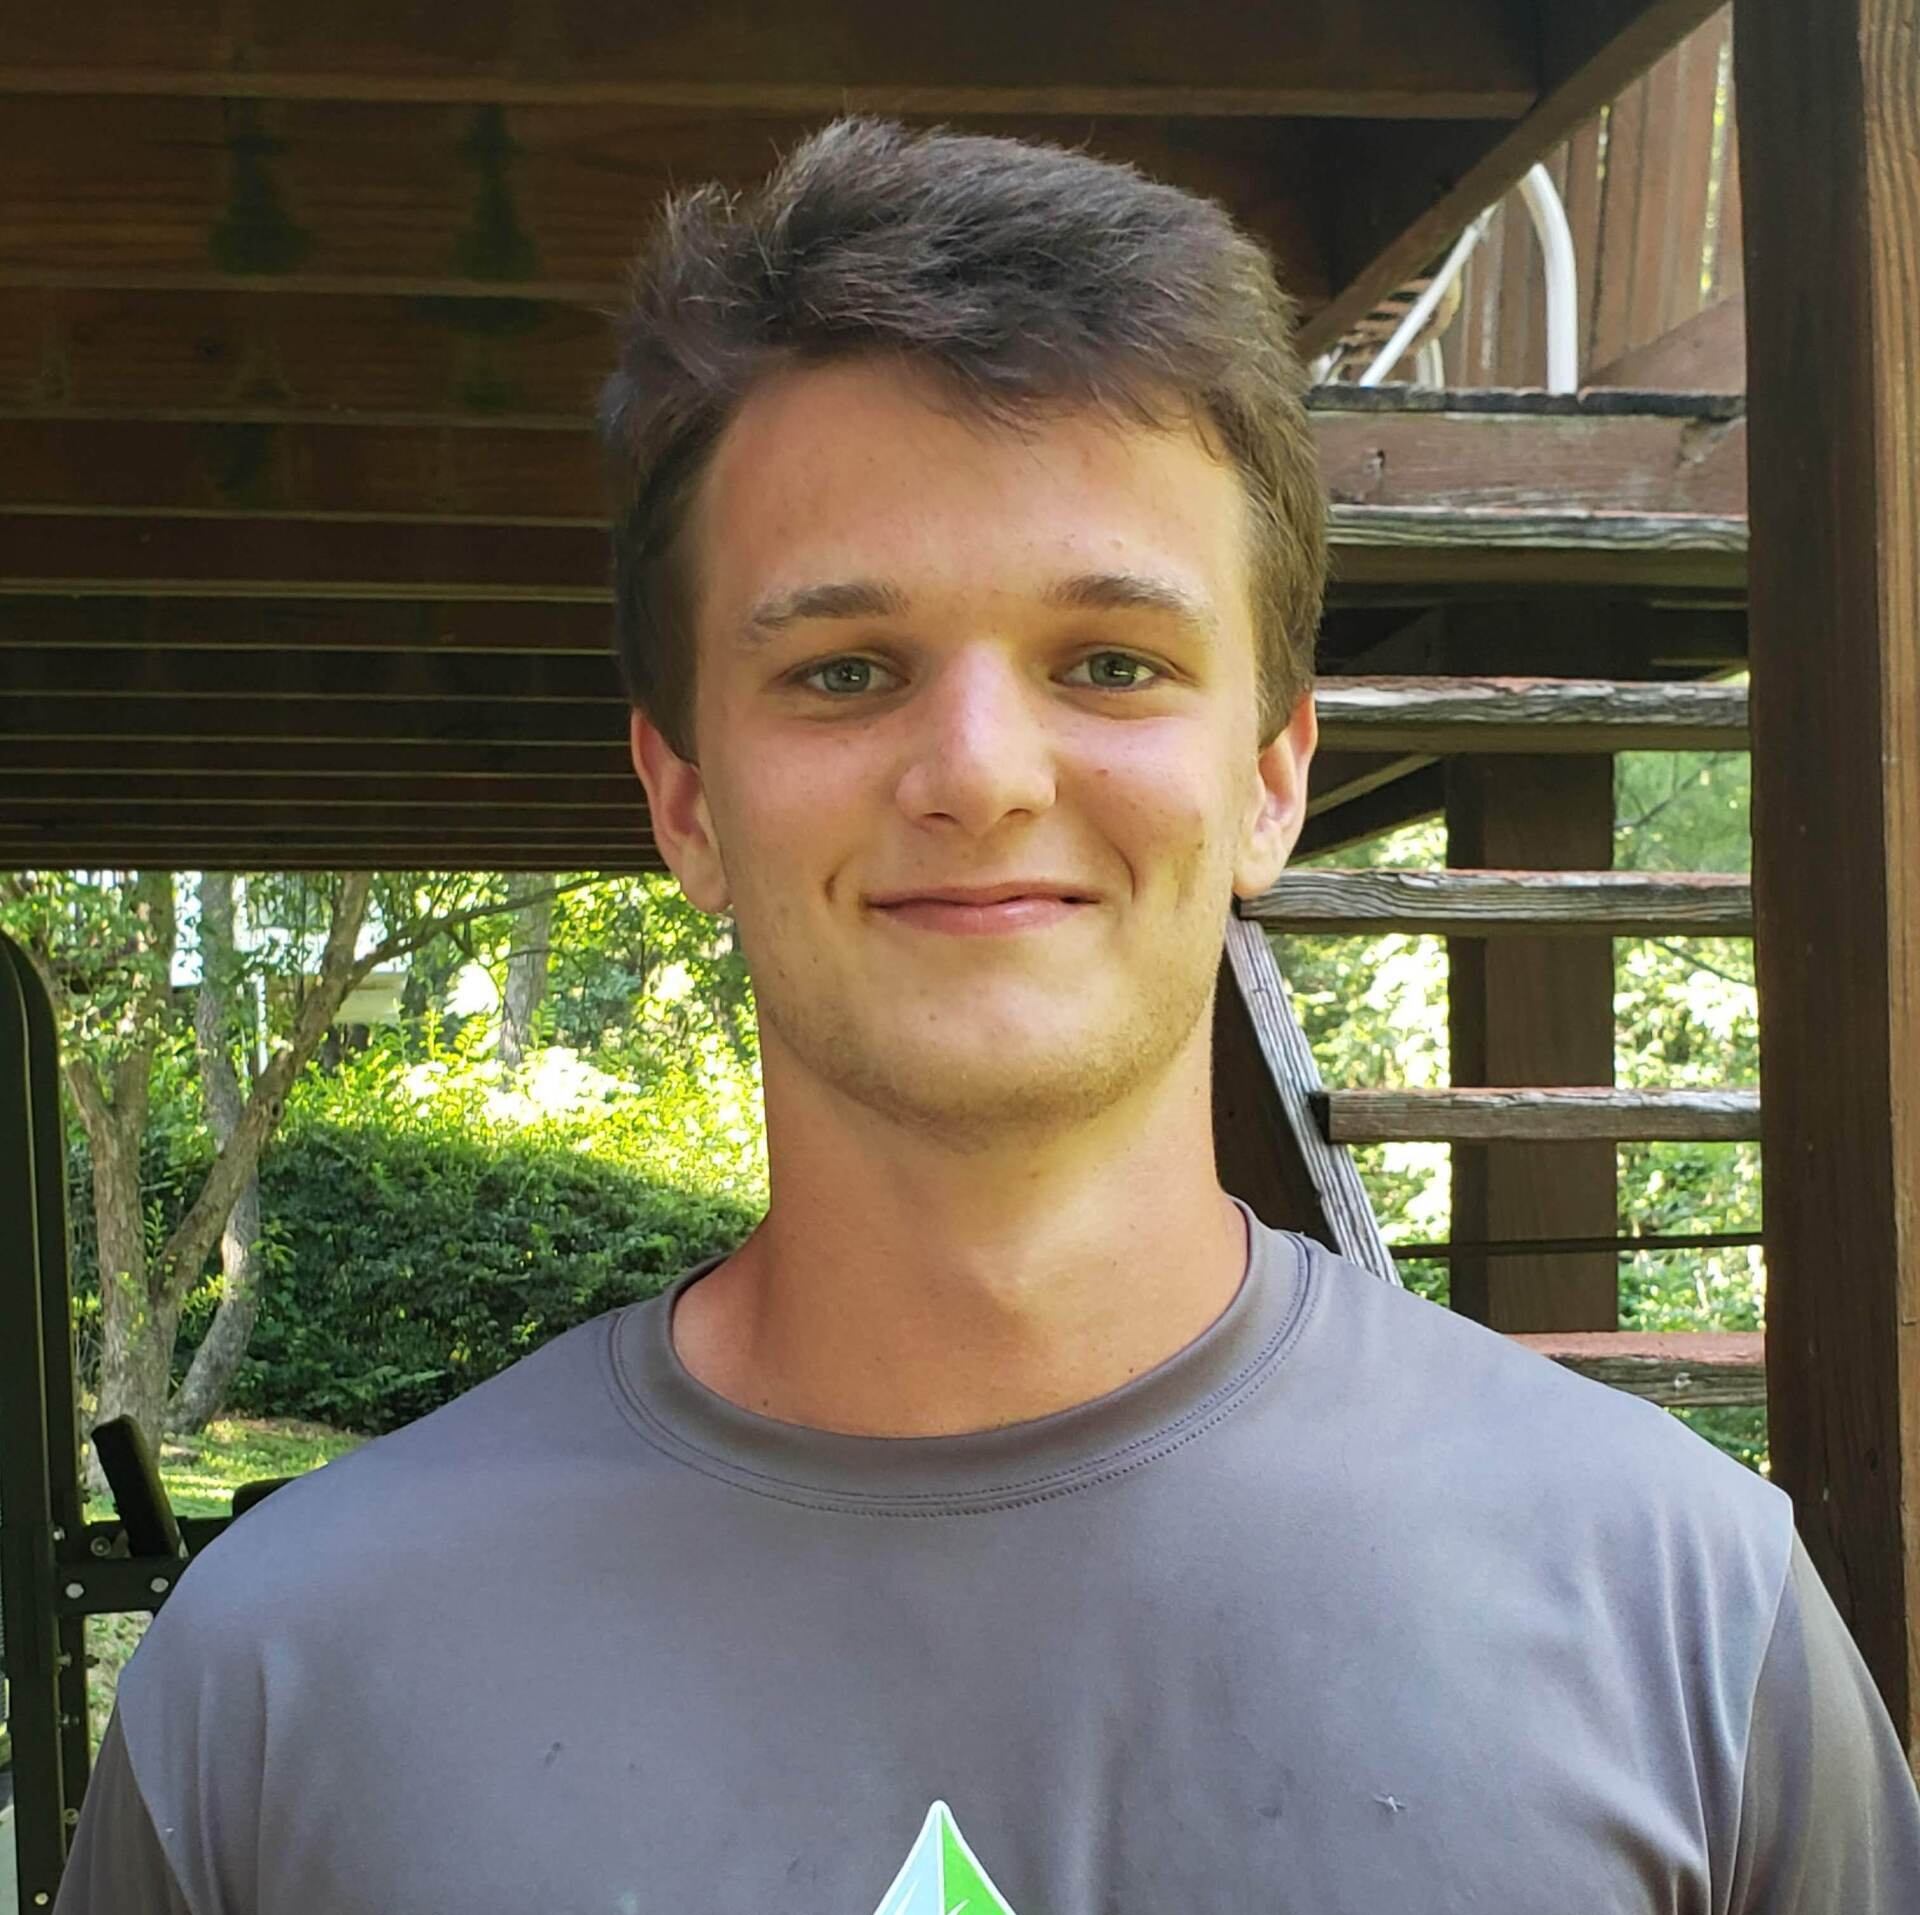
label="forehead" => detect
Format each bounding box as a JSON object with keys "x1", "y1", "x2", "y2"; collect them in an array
[{"x1": 688, "y1": 358, "x2": 1253, "y2": 624}]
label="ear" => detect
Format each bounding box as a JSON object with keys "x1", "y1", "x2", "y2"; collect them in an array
[
  {"x1": 629, "y1": 707, "x2": 731, "y2": 914},
  {"x1": 1232, "y1": 691, "x2": 1318, "y2": 901}
]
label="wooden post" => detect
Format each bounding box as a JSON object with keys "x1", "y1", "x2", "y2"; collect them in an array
[
  {"x1": 1446, "y1": 756, "x2": 1619, "y2": 1330},
  {"x1": 1736, "y1": 0, "x2": 1920, "y2": 1757}
]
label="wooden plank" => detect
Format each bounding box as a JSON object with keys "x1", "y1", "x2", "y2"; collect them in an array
[
  {"x1": 0, "y1": 1, "x2": 1537, "y2": 117},
  {"x1": 1508, "y1": 1330, "x2": 1766, "y2": 1406},
  {"x1": 0, "y1": 286, "x2": 611, "y2": 424},
  {"x1": 0, "y1": 736, "x2": 628, "y2": 777},
  {"x1": 0, "y1": 512, "x2": 605, "y2": 595},
  {"x1": 0, "y1": 406, "x2": 1754, "y2": 522},
  {"x1": 1624, "y1": 53, "x2": 1682, "y2": 355},
  {"x1": 1446, "y1": 755, "x2": 1618, "y2": 1331},
  {"x1": 0, "y1": 773, "x2": 633, "y2": 808},
  {"x1": 1587, "y1": 295, "x2": 1745, "y2": 393},
  {"x1": 1319, "y1": 1086, "x2": 1762, "y2": 1142},
  {"x1": 0, "y1": 694, "x2": 622, "y2": 745},
  {"x1": 1242, "y1": 868, "x2": 1753, "y2": 935},
  {"x1": 1325, "y1": 505, "x2": 1747, "y2": 594},
  {"x1": 0, "y1": 99, "x2": 1326, "y2": 303},
  {"x1": 1737, "y1": 0, "x2": 1920, "y2": 1751},
  {"x1": 2, "y1": 799, "x2": 641, "y2": 832},
  {"x1": 1212, "y1": 917, "x2": 1398, "y2": 1283},
  {"x1": 1560, "y1": 117, "x2": 1607, "y2": 376},
  {"x1": 1314, "y1": 675, "x2": 1747, "y2": 751},
  {"x1": 0, "y1": 645, "x2": 617, "y2": 701},
  {"x1": 0, "y1": 597, "x2": 613, "y2": 654},
  {"x1": 1305, "y1": 0, "x2": 1726, "y2": 354},
  {"x1": 0, "y1": 419, "x2": 607, "y2": 518},
  {"x1": 0, "y1": 838, "x2": 658, "y2": 875},
  {"x1": 1654, "y1": 14, "x2": 1728, "y2": 342},
  {"x1": 1313, "y1": 400, "x2": 1748, "y2": 519}
]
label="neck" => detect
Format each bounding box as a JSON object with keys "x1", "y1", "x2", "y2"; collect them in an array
[{"x1": 670, "y1": 1020, "x2": 1251, "y2": 1437}]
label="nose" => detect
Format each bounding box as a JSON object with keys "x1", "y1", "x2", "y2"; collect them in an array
[{"x1": 892, "y1": 643, "x2": 1058, "y2": 837}]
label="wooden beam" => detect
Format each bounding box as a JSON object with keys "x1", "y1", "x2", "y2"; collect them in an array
[
  {"x1": 1507, "y1": 1330, "x2": 1766, "y2": 1407},
  {"x1": 0, "y1": 839, "x2": 660, "y2": 875},
  {"x1": 1304, "y1": 0, "x2": 1726, "y2": 353},
  {"x1": 0, "y1": 645, "x2": 618, "y2": 701},
  {"x1": 1446, "y1": 755, "x2": 1618, "y2": 1331},
  {"x1": 0, "y1": 2, "x2": 1537, "y2": 116},
  {"x1": 1314, "y1": 675, "x2": 1748, "y2": 752},
  {"x1": 0, "y1": 695, "x2": 622, "y2": 746},
  {"x1": 1320, "y1": 1086, "x2": 1762, "y2": 1143},
  {"x1": 1311, "y1": 393, "x2": 1748, "y2": 517},
  {"x1": 0, "y1": 597, "x2": 613, "y2": 654},
  {"x1": 0, "y1": 774, "x2": 636, "y2": 810},
  {"x1": 0, "y1": 513, "x2": 606, "y2": 596},
  {"x1": 1588, "y1": 296, "x2": 1748, "y2": 394},
  {"x1": 0, "y1": 287, "x2": 611, "y2": 425},
  {"x1": 1737, "y1": 0, "x2": 1920, "y2": 1752},
  {"x1": 1242, "y1": 868, "x2": 1753, "y2": 936},
  {"x1": 0, "y1": 737, "x2": 629, "y2": 777},
  {"x1": 1293, "y1": 764, "x2": 1445, "y2": 860},
  {"x1": 1305, "y1": 749, "x2": 1438, "y2": 815},
  {"x1": 0, "y1": 99, "x2": 1326, "y2": 304},
  {"x1": 1212, "y1": 916, "x2": 1398, "y2": 1282}
]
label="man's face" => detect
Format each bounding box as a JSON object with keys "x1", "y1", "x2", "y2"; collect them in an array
[{"x1": 632, "y1": 357, "x2": 1315, "y2": 1149}]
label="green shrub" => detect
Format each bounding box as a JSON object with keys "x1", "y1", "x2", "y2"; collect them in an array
[
  {"x1": 68, "y1": 1035, "x2": 763, "y2": 1433},
  {"x1": 217, "y1": 1118, "x2": 756, "y2": 1429}
]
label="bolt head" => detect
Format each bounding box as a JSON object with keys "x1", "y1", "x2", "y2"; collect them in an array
[
  {"x1": 149, "y1": 1575, "x2": 171, "y2": 1594},
  {"x1": 63, "y1": 1581, "x2": 84, "y2": 1600}
]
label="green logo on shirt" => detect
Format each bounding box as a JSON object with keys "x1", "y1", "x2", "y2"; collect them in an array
[{"x1": 868, "y1": 1800, "x2": 1020, "y2": 1914}]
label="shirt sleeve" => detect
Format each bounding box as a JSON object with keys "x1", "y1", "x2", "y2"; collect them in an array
[
  {"x1": 1729, "y1": 1528, "x2": 1920, "y2": 1911},
  {"x1": 50, "y1": 1706, "x2": 198, "y2": 1915}
]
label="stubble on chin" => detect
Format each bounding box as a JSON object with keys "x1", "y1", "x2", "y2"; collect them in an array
[{"x1": 751, "y1": 912, "x2": 1225, "y2": 1156}]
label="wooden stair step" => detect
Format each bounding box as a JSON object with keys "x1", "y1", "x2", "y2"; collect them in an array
[
  {"x1": 1318, "y1": 1086, "x2": 1761, "y2": 1143},
  {"x1": 1313, "y1": 675, "x2": 1748, "y2": 753},
  {"x1": 1325, "y1": 505, "x2": 1748, "y2": 593},
  {"x1": 1243, "y1": 868, "x2": 1753, "y2": 936},
  {"x1": 1507, "y1": 1330, "x2": 1765, "y2": 1408}
]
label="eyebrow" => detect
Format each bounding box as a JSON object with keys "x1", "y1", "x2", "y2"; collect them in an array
[{"x1": 740, "y1": 570, "x2": 1217, "y2": 645}]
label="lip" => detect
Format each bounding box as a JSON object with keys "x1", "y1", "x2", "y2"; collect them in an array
[
  {"x1": 866, "y1": 882, "x2": 1095, "y2": 907},
  {"x1": 870, "y1": 894, "x2": 1092, "y2": 936}
]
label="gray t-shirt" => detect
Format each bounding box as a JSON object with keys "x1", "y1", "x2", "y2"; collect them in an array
[{"x1": 55, "y1": 1204, "x2": 1920, "y2": 1912}]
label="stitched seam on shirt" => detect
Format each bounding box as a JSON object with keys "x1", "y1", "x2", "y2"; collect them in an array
[
  {"x1": 1719, "y1": 1494, "x2": 1799, "y2": 1910},
  {"x1": 597, "y1": 1231, "x2": 1321, "y2": 1517}
]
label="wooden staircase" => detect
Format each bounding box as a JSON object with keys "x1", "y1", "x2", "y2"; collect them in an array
[{"x1": 1237, "y1": 673, "x2": 1763, "y2": 1411}]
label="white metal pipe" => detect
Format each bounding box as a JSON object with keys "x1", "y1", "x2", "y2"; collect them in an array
[
  {"x1": 1517, "y1": 162, "x2": 1579, "y2": 392},
  {"x1": 1415, "y1": 339, "x2": 1446, "y2": 387},
  {"x1": 1360, "y1": 208, "x2": 1494, "y2": 387}
]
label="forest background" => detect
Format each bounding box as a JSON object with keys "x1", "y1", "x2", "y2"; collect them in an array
[{"x1": 0, "y1": 742, "x2": 1759, "y2": 1740}]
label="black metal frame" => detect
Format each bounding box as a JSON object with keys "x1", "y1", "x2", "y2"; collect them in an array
[{"x1": 1, "y1": 932, "x2": 227, "y2": 1911}]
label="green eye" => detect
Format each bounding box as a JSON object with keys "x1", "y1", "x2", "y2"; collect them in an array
[
  {"x1": 798, "y1": 657, "x2": 895, "y2": 696},
  {"x1": 1065, "y1": 651, "x2": 1162, "y2": 690}
]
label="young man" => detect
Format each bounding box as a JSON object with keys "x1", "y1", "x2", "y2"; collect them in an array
[{"x1": 58, "y1": 118, "x2": 1920, "y2": 1913}]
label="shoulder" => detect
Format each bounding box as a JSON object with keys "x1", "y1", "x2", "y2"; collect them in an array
[
  {"x1": 122, "y1": 1308, "x2": 625, "y2": 1678},
  {"x1": 1288, "y1": 1235, "x2": 1793, "y2": 1594}
]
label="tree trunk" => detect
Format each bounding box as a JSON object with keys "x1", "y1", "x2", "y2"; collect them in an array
[
  {"x1": 500, "y1": 877, "x2": 553, "y2": 1071},
  {"x1": 88, "y1": 1098, "x2": 178, "y2": 1489},
  {"x1": 171, "y1": 872, "x2": 265, "y2": 1434},
  {"x1": 82, "y1": 869, "x2": 173, "y2": 1476}
]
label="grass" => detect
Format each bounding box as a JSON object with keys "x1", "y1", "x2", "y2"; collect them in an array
[{"x1": 74, "y1": 1416, "x2": 364, "y2": 1746}]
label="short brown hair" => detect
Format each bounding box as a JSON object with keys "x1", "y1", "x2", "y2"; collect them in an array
[{"x1": 597, "y1": 116, "x2": 1325, "y2": 761}]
